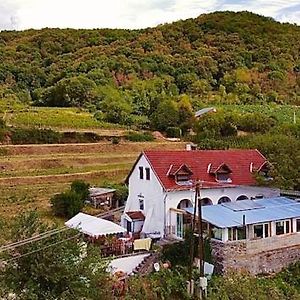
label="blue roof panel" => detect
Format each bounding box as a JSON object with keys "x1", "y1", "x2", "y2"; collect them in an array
[{"x1": 185, "y1": 197, "x2": 300, "y2": 228}]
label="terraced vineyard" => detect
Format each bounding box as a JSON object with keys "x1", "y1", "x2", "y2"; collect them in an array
[{"x1": 0, "y1": 141, "x2": 184, "y2": 225}]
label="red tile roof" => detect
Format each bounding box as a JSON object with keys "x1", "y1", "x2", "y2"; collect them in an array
[
  {"x1": 143, "y1": 149, "x2": 267, "y2": 191},
  {"x1": 126, "y1": 211, "x2": 145, "y2": 221}
]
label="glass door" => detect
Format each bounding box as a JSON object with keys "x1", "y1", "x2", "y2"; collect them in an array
[{"x1": 176, "y1": 213, "x2": 184, "y2": 238}]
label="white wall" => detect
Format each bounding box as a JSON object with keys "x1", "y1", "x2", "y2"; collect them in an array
[
  {"x1": 123, "y1": 153, "x2": 280, "y2": 238},
  {"x1": 165, "y1": 186, "x2": 279, "y2": 209},
  {"x1": 123, "y1": 154, "x2": 165, "y2": 236}
]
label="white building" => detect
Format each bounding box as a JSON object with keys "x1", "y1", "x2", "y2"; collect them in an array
[{"x1": 121, "y1": 149, "x2": 279, "y2": 239}]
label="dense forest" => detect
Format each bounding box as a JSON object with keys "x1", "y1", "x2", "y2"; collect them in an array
[
  {"x1": 0, "y1": 11, "x2": 299, "y2": 130},
  {"x1": 0, "y1": 11, "x2": 299, "y2": 190}
]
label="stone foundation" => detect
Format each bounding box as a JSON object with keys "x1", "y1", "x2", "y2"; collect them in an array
[{"x1": 211, "y1": 234, "x2": 300, "y2": 274}]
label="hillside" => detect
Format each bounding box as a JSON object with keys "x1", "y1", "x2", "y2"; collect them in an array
[{"x1": 0, "y1": 11, "x2": 299, "y2": 131}]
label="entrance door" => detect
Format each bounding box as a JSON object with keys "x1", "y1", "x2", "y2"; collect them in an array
[
  {"x1": 126, "y1": 220, "x2": 132, "y2": 232},
  {"x1": 176, "y1": 213, "x2": 184, "y2": 238}
]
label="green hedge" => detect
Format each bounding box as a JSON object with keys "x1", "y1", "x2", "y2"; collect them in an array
[{"x1": 125, "y1": 131, "x2": 154, "y2": 142}]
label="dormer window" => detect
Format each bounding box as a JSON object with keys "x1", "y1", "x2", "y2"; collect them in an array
[
  {"x1": 168, "y1": 164, "x2": 193, "y2": 184},
  {"x1": 216, "y1": 173, "x2": 232, "y2": 182},
  {"x1": 176, "y1": 174, "x2": 190, "y2": 182},
  {"x1": 258, "y1": 162, "x2": 272, "y2": 181},
  {"x1": 210, "y1": 163, "x2": 232, "y2": 183}
]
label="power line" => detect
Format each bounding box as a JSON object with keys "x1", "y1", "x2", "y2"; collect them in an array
[
  {"x1": 0, "y1": 206, "x2": 125, "y2": 253},
  {"x1": 0, "y1": 227, "x2": 70, "y2": 253},
  {"x1": 5, "y1": 233, "x2": 81, "y2": 263}
]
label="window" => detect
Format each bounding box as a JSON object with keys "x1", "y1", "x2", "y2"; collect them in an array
[
  {"x1": 145, "y1": 167, "x2": 150, "y2": 180},
  {"x1": 276, "y1": 220, "x2": 290, "y2": 235},
  {"x1": 211, "y1": 226, "x2": 223, "y2": 241},
  {"x1": 139, "y1": 199, "x2": 144, "y2": 210},
  {"x1": 264, "y1": 223, "x2": 269, "y2": 238},
  {"x1": 254, "y1": 223, "x2": 269, "y2": 239},
  {"x1": 276, "y1": 221, "x2": 284, "y2": 235},
  {"x1": 228, "y1": 227, "x2": 246, "y2": 241},
  {"x1": 176, "y1": 174, "x2": 190, "y2": 182},
  {"x1": 216, "y1": 173, "x2": 232, "y2": 183},
  {"x1": 139, "y1": 166, "x2": 143, "y2": 179},
  {"x1": 296, "y1": 219, "x2": 300, "y2": 232}
]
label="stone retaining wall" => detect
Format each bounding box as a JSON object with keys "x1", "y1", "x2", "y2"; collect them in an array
[{"x1": 211, "y1": 235, "x2": 300, "y2": 274}]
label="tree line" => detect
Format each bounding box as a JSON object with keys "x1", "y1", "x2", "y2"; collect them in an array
[{"x1": 0, "y1": 11, "x2": 299, "y2": 132}]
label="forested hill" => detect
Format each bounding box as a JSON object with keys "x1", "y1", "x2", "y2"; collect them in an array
[{"x1": 0, "y1": 11, "x2": 299, "y2": 126}]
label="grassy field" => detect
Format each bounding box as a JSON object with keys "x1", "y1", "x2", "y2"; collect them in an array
[
  {"x1": 0, "y1": 141, "x2": 185, "y2": 230},
  {"x1": 2, "y1": 99, "x2": 300, "y2": 133},
  {"x1": 217, "y1": 104, "x2": 300, "y2": 124},
  {"x1": 0, "y1": 99, "x2": 122, "y2": 130}
]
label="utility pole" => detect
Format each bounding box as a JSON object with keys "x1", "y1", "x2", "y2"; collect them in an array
[
  {"x1": 189, "y1": 181, "x2": 199, "y2": 282},
  {"x1": 198, "y1": 182, "x2": 204, "y2": 278},
  {"x1": 188, "y1": 180, "x2": 207, "y2": 298}
]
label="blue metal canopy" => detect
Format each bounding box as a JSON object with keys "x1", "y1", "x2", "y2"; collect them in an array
[{"x1": 185, "y1": 197, "x2": 300, "y2": 228}]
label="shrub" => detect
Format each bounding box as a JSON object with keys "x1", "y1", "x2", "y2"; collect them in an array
[
  {"x1": 51, "y1": 180, "x2": 90, "y2": 218},
  {"x1": 51, "y1": 190, "x2": 83, "y2": 219},
  {"x1": 71, "y1": 180, "x2": 90, "y2": 200},
  {"x1": 166, "y1": 127, "x2": 182, "y2": 138},
  {"x1": 125, "y1": 131, "x2": 154, "y2": 142},
  {"x1": 0, "y1": 118, "x2": 5, "y2": 128},
  {"x1": 111, "y1": 137, "x2": 120, "y2": 145},
  {"x1": 238, "y1": 113, "x2": 277, "y2": 133},
  {"x1": 10, "y1": 128, "x2": 61, "y2": 144}
]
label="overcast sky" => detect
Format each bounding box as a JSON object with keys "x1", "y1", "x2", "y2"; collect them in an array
[{"x1": 0, "y1": 0, "x2": 299, "y2": 31}]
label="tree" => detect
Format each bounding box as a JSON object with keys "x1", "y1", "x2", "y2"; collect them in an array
[
  {"x1": 96, "y1": 85, "x2": 133, "y2": 125},
  {"x1": 39, "y1": 75, "x2": 97, "y2": 107},
  {"x1": 51, "y1": 180, "x2": 90, "y2": 218},
  {"x1": 177, "y1": 95, "x2": 194, "y2": 134},
  {"x1": 150, "y1": 99, "x2": 179, "y2": 132},
  {"x1": 0, "y1": 212, "x2": 112, "y2": 299}
]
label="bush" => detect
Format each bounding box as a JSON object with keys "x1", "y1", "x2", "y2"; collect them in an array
[
  {"x1": 71, "y1": 180, "x2": 90, "y2": 200},
  {"x1": 166, "y1": 127, "x2": 182, "y2": 138},
  {"x1": 125, "y1": 131, "x2": 154, "y2": 142},
  {"x1": 51, "y1": 180, "x2": 90, "y2": 218},
  {"x1": 51, "y1": 190, "x2": 83, "y2": 219},
  {"x1": 0, "y1": 118, "x2": 5, "y2": 128},
  {"x1": 238, "y1": 113, "x2": 277, "y2": 133},
  {"x1": 10, "y1": 128, "x2": 61, "y2": 144},
  {"x1": 111, "y1": 137, "x2": 120, "y2": 145},
  {"x1": 162, "y1": 229, "x2": 212, "y2": 267}
]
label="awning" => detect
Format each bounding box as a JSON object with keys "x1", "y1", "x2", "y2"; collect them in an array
[{"x1": 65, "y1": 212, "x2": 127, "y2": 237}]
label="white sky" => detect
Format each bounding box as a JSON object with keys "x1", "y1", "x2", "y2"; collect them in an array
[{"x1": 0, "y1": 0, "x2": 299, "y2": 30}]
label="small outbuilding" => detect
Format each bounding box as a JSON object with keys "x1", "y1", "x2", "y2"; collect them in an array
[{"x1": 88, "y1": 187, "x2": 116, "y2": 208}]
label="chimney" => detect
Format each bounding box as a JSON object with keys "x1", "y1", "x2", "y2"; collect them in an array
[
  {"x1": 186, "y1": 144, "x2": 192, "y2": 151},
  {"x1": 186, "y1": 143, "x2": 197, "y2": 151}
]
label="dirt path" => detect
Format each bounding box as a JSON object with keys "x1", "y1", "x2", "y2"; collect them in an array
[
  {"x1": 0, "y1": 141, "x2": 185, "y2": 156},
  {"x1": 0, "y1": 168, "x2": 129, "y2": 186}
]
